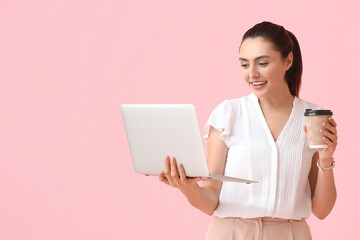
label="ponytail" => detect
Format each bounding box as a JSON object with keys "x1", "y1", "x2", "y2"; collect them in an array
[{"x1": 285, "y1": 30, "x2": 302, "y2": 97}]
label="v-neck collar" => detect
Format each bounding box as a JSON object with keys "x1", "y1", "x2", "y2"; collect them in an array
[{"x1": 249, "y1": 93, "x2": 298, "y2": 144}]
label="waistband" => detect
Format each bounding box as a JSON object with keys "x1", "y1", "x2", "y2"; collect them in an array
[{"x1": 222, "y1": 216, "x2": 306, "y2": 223}]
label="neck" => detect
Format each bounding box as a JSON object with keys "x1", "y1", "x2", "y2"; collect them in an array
[{"x1": 256, "y1": 89, "x2": 294, "y2": 110}]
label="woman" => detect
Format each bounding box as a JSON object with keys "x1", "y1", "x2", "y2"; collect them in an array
[{"x1": 158, "y1": 21, "x2": 338, "y2": 239}]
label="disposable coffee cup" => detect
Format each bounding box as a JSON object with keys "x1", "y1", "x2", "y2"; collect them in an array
[{"x1": 304, "y1": 109, "x2": 333, "y2": 148}]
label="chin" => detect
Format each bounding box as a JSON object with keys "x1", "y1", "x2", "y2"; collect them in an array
[
  {"x1": 250, "y1": 90, "x2": 267, "y2": 98},
  {"x1": 248, "y1": 82, "x2": 270, "y2": 98}
]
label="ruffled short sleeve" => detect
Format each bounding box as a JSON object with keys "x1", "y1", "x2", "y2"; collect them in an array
[{"x1": 203, "y1": 100, "x2": 233, "y2": 147}]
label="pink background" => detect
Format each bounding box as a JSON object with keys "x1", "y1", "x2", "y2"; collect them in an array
[{"x1": 1, "y1": 0, "x2": 359, "y2": 239}]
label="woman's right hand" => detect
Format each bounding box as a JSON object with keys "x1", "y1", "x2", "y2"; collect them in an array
[
  {"x1": 158, "y1": 156, "x2": 201, "y2": 195},
  {"x1": 157, "y1": 127, "x2": 226, "y2": 215}
]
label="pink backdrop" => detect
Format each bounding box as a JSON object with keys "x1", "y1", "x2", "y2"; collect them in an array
[{"x1": 1, "y1": 0, "x2": 359, "y2": 239}]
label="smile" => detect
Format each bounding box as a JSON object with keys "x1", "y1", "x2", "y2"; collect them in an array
[
  {"x1": 251, "y1": 81, "x2": 267, "y2": 90},
  {"x1": 252, "y1": 81, "x2": 267, "y2": 86}
]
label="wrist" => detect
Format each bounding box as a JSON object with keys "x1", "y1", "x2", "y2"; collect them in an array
[
  {"x1": 317, "y1": 158, "x2": 335, "y2": 171},
  {"x1": 319, "y1": 157, "x2": 334, "y2": 167}
]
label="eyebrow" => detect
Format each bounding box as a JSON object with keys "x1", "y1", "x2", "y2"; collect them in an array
[{"x1": 238, "y1": 55, "x2": 271, "y2": 61}]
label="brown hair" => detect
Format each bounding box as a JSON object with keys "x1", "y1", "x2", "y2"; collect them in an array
[{"x1": 241, "y1": 21, "x2": 302, "y2": 97}]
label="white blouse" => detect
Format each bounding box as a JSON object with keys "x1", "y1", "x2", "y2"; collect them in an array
[{"x1": 204, "y1": 93, "x2": 322, "y2": 220}]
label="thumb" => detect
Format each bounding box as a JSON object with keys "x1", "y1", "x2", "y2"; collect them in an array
[
  {"x1": 189, "y1": 177, "x2": 202, "y2": 185},
  {"x1": 303, "y1": 125, "x2": 307, "y2": 134}
]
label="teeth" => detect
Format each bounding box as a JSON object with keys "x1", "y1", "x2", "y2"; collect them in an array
[{"x1": 253, "y1": 81, "x2": 266, "y2": 86}]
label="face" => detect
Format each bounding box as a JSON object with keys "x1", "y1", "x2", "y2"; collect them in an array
[{"x1": 239, "y1": 37, "x2": 293, "y2": 98}]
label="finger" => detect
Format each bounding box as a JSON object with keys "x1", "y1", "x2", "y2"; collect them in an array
[
  {"x1": 164, "y1": 156, "x2": 174, "y2": 185},
  {"x1": 158, "y1": 172, "x2": 169, "y2": 185},
  {"x1": 320, "y1": 129, "x2": 338, "y2": 142},
  {"x1": 322, "y1": 122, "x2": 337, "y2": 135},
  {"x1": 189, "y1": 177, "x2": 202, "y2": 185},
  {"x1": 178, "y1": 163, "x2": 187, "y2": 182},
  {"x1": 323, "y1": 136, "x2": 337, "y2": 145},
  {"x1": 170, "y1": 157, "x2": 180, "y2": 184},
  {"x1": 329, "y1": 117, "x2": 337, "y2": 128},
  {"x1": 323, "y1": 136, "x2": 337, "y2": 151}
]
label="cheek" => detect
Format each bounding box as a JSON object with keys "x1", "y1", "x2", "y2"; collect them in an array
[{"x1": 261, "y1": 66, "x2": 283, "y2": 81}]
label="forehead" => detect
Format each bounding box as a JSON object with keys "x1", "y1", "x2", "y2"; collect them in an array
[{"x1": 239, "y1": 37, "x2": 279, "y2": 60}]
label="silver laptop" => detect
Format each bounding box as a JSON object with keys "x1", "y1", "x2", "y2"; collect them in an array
[{"x1": 121, "y1": 104, "x2": 257, "y2": 184}]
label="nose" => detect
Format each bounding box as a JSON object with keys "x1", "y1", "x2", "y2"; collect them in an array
[{"x1": 249, "y1": 66, "x2": 260, "y2": 79}]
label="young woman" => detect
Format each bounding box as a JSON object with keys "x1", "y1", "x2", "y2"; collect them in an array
[{"x1": 158, "y1": 21, "x2": 338, "y2": 240}]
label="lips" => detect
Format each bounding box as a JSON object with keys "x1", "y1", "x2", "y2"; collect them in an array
[
  {"x1": 251, "y1": 81, "x2": 267, "y2": 89},
  {"x1": 251, "y1": 81, "x2": 267, "y2": 86}
]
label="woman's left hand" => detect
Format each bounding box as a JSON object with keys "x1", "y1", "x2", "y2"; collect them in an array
[
  {"x1": 304, "y1": 117, "x2": 338, "y2": 166},
  {"x1": 317, "y1": 117, "x2": 338, "y2": 164}
]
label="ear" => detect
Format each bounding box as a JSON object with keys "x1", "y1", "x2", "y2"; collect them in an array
[{"x1": 285, "y1": 52, "x2": 293, "y2": 71}]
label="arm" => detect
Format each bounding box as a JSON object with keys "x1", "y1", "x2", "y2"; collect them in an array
[
  {"x1": 158, "y1": 126, "x2": 228, "y2": 215},
  {"x1": 308, "y1": 151, "x2": 337, "y2": 220},
  {"x1": 307, "y1": 117, "x2": 338, "y2": 220}
]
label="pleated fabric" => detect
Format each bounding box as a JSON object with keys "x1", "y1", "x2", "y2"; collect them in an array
[{"x1": 204, "y1": 93, "x2": 322, "y2": 220}]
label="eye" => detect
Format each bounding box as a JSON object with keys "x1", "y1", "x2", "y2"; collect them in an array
[
  {"x1": 240, "y1": 63, "x2": 249, "y2": 68},
  {"x1": 258, "y1": 62, "x2": 268, "y2": 67}
]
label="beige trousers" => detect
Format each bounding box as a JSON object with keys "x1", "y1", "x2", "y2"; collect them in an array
[{"x1": 206, "y1": 216, "x2": 312, "y2": 240}]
